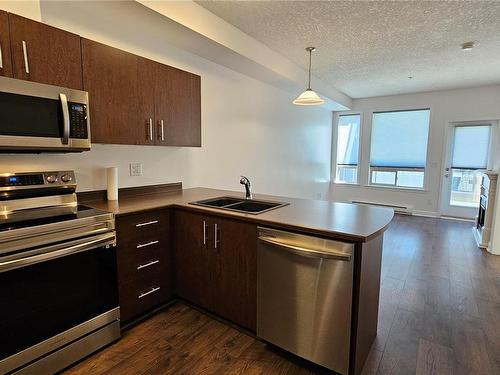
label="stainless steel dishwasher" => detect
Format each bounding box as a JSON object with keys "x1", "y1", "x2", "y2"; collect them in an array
[{"x1": 257, "y1": 227, "x2": 354, "y2": 375}]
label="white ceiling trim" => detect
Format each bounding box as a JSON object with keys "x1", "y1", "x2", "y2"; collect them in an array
[{"x1": 136, "y1": 0, "x2": 351, "y2": 111}]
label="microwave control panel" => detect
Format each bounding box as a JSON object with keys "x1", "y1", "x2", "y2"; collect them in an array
[{"x1": 69, "y1": 103, "x2": 88, "y2": 139}]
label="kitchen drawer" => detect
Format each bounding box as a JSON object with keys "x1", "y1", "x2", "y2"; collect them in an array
[
  {"x1": 116, "y1": 210, "x2": 170, "y2": 246},
  {"x1": 119, "y1": 268, "x2": 170, "y2": 322},
  {"x1": 117, "y1": 242, "x2": 168, "y2": 283}
]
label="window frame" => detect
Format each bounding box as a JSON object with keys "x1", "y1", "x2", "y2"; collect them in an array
[
  {"x1": 332, "y1": 112, "x2": 362, "y2": 185},
  {"x1": 369, "y1": 166, "x2": 425, "y2": 189},
  {"x1": 368, "y1": 108, "x2": 432, "y2": 191}
]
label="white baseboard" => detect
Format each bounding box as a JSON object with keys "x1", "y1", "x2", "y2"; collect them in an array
[
  {"x1": 412, "y1": 210, "x2": 440, "y2": 218},
  {"x1": 406, "y1": 210, "x2": 475, "y2": 222}
]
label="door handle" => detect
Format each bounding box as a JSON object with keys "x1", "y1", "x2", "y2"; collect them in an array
[
  {"x1": 0, "y1": 42, "x2": 3, "y2": 69},
  {"x1": 0, "y1": 232, "x2": 116, "y2": 273},
  {"x1": 203, "y1": 220, "x2": 208, "y2": 245},
  {"x1": 59, "y1": 93, "x2": 70, "y2": 145},
  {"x1": 22, "y1": 41, "x2": 29, "y2": 74},
  {"x1": 259, "y1": 236, "x2": 351, "y2": 261},
  {"x1": 146, "y1": 118, "x2": 153, "y2": 141},
  {"x1": 158, "y1": 120, "x2": 165, "y2": 141},
  {"x1": 214, "y1": 223, "x2": 220, "y2": 249}
]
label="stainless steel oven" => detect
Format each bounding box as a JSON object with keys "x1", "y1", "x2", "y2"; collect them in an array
[
  {"x1": 0, "y1": 76, "x2": 90, "y2": 152},
  {"x1": 0, "y1": 171, "x2": 119, "y2": 375}
]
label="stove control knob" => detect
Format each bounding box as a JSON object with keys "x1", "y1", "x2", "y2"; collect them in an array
[
  {"x1": 46, "y1": 175, "x2": 58, "y2": 183},
  {"x1": 61, "y1": 174, "x2": 73, "y2": 183}
]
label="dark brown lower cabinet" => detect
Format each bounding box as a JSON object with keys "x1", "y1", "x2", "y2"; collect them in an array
[
  {"x1": 173, "y1": 209, "x2": 257, "y2": 331},
  {"x1": 116, "y1": 209, "x2": 173, "y2": 322},
  {"x1": 172, "y1": 209, "x2": 212, "y2": 309}
]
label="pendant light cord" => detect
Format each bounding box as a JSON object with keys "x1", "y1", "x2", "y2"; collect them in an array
[{"x1": 308, "y1": 48, "x2": 312, "y2": 90}]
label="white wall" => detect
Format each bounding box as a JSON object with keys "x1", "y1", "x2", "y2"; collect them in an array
[
  {"x1": 0, "y1": 0, "x2": 40, "y2": 21},
  {"x1": 329, "y1": 85, "x2": 500, "y2": 216},
  {"x1": 0, "y1": 1, "x2": 332, "y2": 200}
]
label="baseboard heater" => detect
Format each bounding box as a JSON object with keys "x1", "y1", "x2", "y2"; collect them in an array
[{"x1": 351, "y1": 200, "x2": 412, "y2": 215}]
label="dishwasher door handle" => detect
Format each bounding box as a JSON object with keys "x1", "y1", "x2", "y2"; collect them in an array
[{"x1": 258, "y1": 236, "x2": 351, "y2": 261}]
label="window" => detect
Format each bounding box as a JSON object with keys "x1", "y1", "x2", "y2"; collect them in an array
[
  {"x1": 370, "y1": 109, "x2": 430, "y2": 188},
  {"x1": 335, "y1": 114, "x2": 360, "y2": 184},
  {"x1": 449, "y1": 125, "x2": 491, "y2": 207}
]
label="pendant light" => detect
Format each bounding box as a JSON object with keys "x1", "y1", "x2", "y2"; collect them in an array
[{"x1": 293, "y1": 47, "x2": 324, "y2": 106}]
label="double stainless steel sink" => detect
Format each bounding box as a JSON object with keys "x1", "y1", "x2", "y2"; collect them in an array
[{"x1": 190, "y1": 196, "x2": 289, "y2": 215}]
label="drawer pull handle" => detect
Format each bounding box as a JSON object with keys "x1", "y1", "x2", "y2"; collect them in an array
[
  {"x1": 138, "y1": 286, "x2": 160, "y2": 299},
  {"x1": 137, "y1": 259, "x2": 159, "y2": 270},
  {"x1": 135, "y1": 220, "x2": 159, "y2": 227},
  {"x1": 137, "y1": 240, "x2": 159, "y2": 249}
]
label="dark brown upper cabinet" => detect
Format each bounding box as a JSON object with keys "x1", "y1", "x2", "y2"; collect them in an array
[
  {"x1": 0, "y1": 10, "x2": 13, "y2": 77},
  {"x1": 8, "y1": 13, "x2": 82, "y2": 89},
  {"x1": 154, "y1": 63, "x2": 201, "y2": 147},
  {"x1": 82, "y1": 40, "x2": 201, "y2": 147},
  {"x1": 82, "y1": 39, "x2": 155, "y2": 146}
]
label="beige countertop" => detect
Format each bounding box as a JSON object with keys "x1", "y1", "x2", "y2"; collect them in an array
[{"x1": 84, "y1": 187, "x2": 394, "y2": 242}]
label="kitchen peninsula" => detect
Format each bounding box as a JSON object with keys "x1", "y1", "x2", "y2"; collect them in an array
[{"x1": 80, "y1": 184, "x2": 394, "y2": 375}]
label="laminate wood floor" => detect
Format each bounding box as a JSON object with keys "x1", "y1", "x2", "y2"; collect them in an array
[{"x1": 63, "y1": 215, "x2": 500, "y2": 375}]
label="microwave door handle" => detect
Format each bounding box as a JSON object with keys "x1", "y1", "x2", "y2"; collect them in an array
[{"x1": 59, "y1": 93, "x2": 70, "y2": 145}]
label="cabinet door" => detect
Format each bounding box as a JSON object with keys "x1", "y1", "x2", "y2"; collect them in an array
[
  {"x1": 210, "y1": 216, "x2": 257, "y2": 331},
  {"x1": 8, "y1": 13, "x2": 82, "y2": 89},
  {"x1": 173, "y1": 210, "x2": 212, "y2": 309},
  {"x1": 154, "y1": 64, "x2": 201, "y2": 147},
  {"x1": 0, "y1": 11, "x2": 12, "y2": 77},
  {"x1": 82, "y1": 39, "x2": 155, "y2": 145}
]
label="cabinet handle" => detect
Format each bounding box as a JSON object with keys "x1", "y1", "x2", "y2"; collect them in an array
[
  {"x1": 138, "y1": 286, "x2": 160, "y2": 299},
  {"x1": 214, "y1": 223, "x2": 220, "y2": 249},
  {"x1": 136, "y1": 240, "x2": 159, "y2": 249},
  {"x1": 137, "y1": 259, "x2": 159, "y2": 270},
  {"x1": 135, "y1": 220, "x2": 158, "y2": 227},
  {"x1": 22, "y1": 41, "x2": 29, "y2": 74},
  {"x1": 146, "y1": 118, "x2": 153, "y2": 141},
  {"x1": 158, "y1": 119, "x2": 165, "y2": 141},
  {"x1": 0, "y1": 42, "x2": 3, "y2": 69},
  {"x1": 203, "y1": 220, "x2": 208, "y2": 245}
]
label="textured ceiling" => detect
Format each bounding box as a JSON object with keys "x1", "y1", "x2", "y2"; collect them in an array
[{"x1": 195, "y1": 0, "x2": 500, "y2": 98}]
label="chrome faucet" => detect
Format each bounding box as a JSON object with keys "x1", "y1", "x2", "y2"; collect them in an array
[{"x1": 240, "y1": 176, "x2": 252, "y2": 200}]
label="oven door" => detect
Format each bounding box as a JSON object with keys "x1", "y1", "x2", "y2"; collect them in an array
[
  {"x1": 0, "y1": 232, "x2": 118, "y2": 374},
  {"x1": 0, "y1": 76, "x2": 90, "y2": 152}
]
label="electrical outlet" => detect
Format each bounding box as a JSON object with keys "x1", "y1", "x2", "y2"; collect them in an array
[{"x1": 129, "y1": 163, "x2": 143, "y2": 176}]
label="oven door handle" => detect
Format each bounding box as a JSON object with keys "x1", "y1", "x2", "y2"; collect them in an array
[
  {"x1": 60, "y1": 93, "x2": 70, "y2": 145},
  {"x1": 0, "y1": 232, "x2": 116, "y2": 273}
]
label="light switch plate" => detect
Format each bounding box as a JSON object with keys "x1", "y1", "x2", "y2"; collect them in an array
[{"x1": 129, "y1": 163, "x2": 143, "y2": 176}]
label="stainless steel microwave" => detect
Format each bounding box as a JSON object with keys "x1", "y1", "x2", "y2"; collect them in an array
[{"x1": 0, "y1": 76, "x2": 90, "y2": 152}]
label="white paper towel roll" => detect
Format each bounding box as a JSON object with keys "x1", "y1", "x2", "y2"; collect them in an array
[{"x1": 107, "y1": 167, "x2": 118, "y2": 201}]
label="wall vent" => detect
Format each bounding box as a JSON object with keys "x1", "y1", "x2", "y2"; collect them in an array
[{"x1": 351, "y1": 200, "x2": 412, "y2": 215}]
